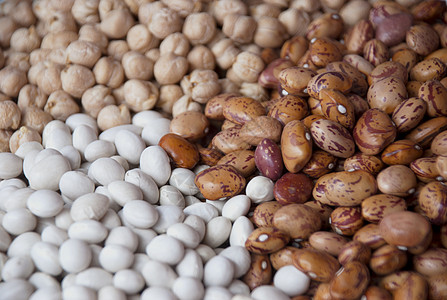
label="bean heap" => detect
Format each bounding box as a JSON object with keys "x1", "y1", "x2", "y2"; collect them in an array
[{"x1": 0, "y1": 0, "x2": 447, "y2": 299}]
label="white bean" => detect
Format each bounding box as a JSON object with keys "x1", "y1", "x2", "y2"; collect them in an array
[
  {"x1": 99, "y1": 125, "x2": 142, "y2": 142},
  {"x1": 42, "y1": 120, "x2": 72, "y2": 151},
  {"x1": 30, "y1": 241, "x2": 62, "y2": 276},
  {"x1": 159, "y1": 185, "x2": 185, "y2": 207},
  {"x1": 107, "y1": 180, "x2": 143, "y2": 207},
  {"x1": 113, "y1": 269, "x2": 145, "y2": 294},
  {"x1": 228, "y1": 280, "x2": 250, "y2": 296},
  {"x1": 84, "y1": 140, "x2": 116, "y2": 162},
  {"x1": 132, "y1": 228, "x2": 157, "y2": 253},
  {"x1": 14, "y1": 141, "x2": 43, "y2": 159},
  {"x1": 203, "y1": 286, "x2": 233, "y2": 300},
  {"x1": 1, "y1": 256, "x2": 34, "y2": 281},
  {"x1": 62, "y1": 285, "x2": 96, "y2": 300},
  {"x1": 68, "y1": 220, "x2": 108, "y2": 244},
  {"x1": 0, "y1": 279, "x2": 35, "y2": 300},
  {"x1": 2, "y1": 208, "x2": 37, "y2": 235},
  {"x1": 185, "y1": 195, "x2": 201, "y2": 206},
  {"x1": 111, "y1": 155, "x2": 129, "y2": 171},
  {"x1": 75, "y1": 267, "x2": 113, "y2": 291},
  {"x1": 132, "y1": 253, "x2": 151, "y2": 274},
  {"x1": 203, "y1": 216, "x2": 232, "y2": 248},
  {"x1": 183, "y1": 202, "x2": 218, "y2": 223},
  {"x1": 70, "y1": 192, "x2": 109, "y2": 221},
  {"x1": 7, "y1": 232, "x2": 41, "y2": 257},
  {"x1": 245, "y1": 176, "x2": 274, "y2": 203},
  {"x1": 29, "y1": 287, "x2": 62, "y2": 300},
  {"x1": 114, "y1": 130, "x2": 146, "y2": 165},
  {"x1": 229, "y1": 216, "x2": 254, "y2": 247},
  {"x1": 59, "y1": 171, "x2": 95, "y2": 201},
  {"x1": 141, "y1": 260, "x2": 178, "y2": 288},
  {"x1": 72, "y1": 125, "x2": 98, "y2": 156},
  {"x1": 54, "y1": 208, "x2": 74, "y2": 231},
  {"x1": 251, "y1": 285, "x2": 290, "y2": 300},
  {"x1": 167, "y1": 222, "x2": 201, "y2": 249},
  {"x1": 152, "y1": 205, "x2": 185, "y2": 234},
  {"x1": 273, "y1": 265, "x2": 310, "y2": 297},
  {"x1": 0, "y1": 226, "x2": 11, "y2": 252},
  {"x1": 219, "y1": 246, "x2": 251, "y2": 278},
  {"x1": 146, "y1": 234, "x2": 185, "y2": 265},
  {"x1": 195, "y1": 244, "x2": 216, "y2": 264},
  {"x1": 141, "y1": 118, "x2": 171, "y2": 145},
  {"x1": 125, "y1": 169, "x2": 159, "y2": 204},
  {"x1": 105, "y1": 226, "x2": 138, "y2": 252},
  {"x1": 60, "y1": 145, "x2": 81, "y2": 170},
  {"x1": 203, "y1": 256, "x2": 234, "y2": 287},
  {"x1": 59, "y1": 239, "x2": 92, "y2": 274},
  {"x1": 65, "y1": 113, "x2": 98, "y2": 133},
  {"x1": 206, "y1": 199, "x2": 226, "y2": 214},
  {"x1": 132, "y1": 110, "x2": 164, "y2": 128},
  {"x1": 0, "y1": 153, "x2": 23, "y2": 180},
  {"x1": 61, "y1": 273, "x2": 77, "y2": 290},
  {"x1": 41, "y1": 225, "x2": 68, "y2": 246},
  {"x1": 222, "y1": 195, "x2": 251, "y2": 222},
  {"x1": 27, "y1": 152, "x2": 71, "y2": 191},
  {"x1": 172, "y1": 276, "x2": 205, "y2": 300},
  {"x1": 4, "y1": 187, "x2": 34, "y2": 212},
  {"x1": 123, "y1": 200, "x2": 159, "y2": 229},
  {"x1": 27, "y1": 189, "x2": 64, "y2": 218},
  {"x1": 99, "y1": 244, "x2": 134, "y2": 272},
  {"x1": 28, "y1": 272, "x2": 60, "y2": 289},
  {"x1": 0, "y1": 186, "x2": 18, "y2": 211},
  {"x1": 89, "y1": 245, "x2": 102, "y2": 269},
  {"x1": 88, "y1": 157, "x2": 125, "y2": 186},
  {"x1": 98, "y1": 286, "x2": 126, "y2": 300},
  {"x1": 175, "y1": 249, "x2": 204, "y2": 279},
  {"x1": 183, "y1": 214, "x2": 206, "y2": 241},
  {"x1": 100, "y1": 209, "x2": 122, "y2": 230},
  {"x1": 169, "y1": 168, "x2": 199, "y2": 196},
  {"x1": 0, "y1": 178, "x2": 26, "y2": 189},
  {"x1": 141, "y1": 286, "x2": 177, "y2": 300},
  {"x1": 140, "y1": 146, "x2": 171, "y2": 186}
]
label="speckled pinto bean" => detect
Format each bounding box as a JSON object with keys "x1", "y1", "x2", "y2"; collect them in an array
[
  {"x1": 239, "y1": 116, "x2": 282, "y2": 146},
  {"x1": 302, "y1": 150, "x2": 337, "y2": 178},
  {"x1": 280, "y1": 120, "x2": 312, "y2": 173},
  {"x1": 361, "y1": 194, "x2": 407, "y2": 223},
  {"x1": 310, "y1": 119, "x2": 355, "y2": 158},
  {"x1": 329, "y1": 261, "x2": 370, "y2": 300},
  {"x1": 392, "y1": 97, "x2": 427, "y2": 133},
  {"x1": 319, "y1": 89, "x2": 355, "y2": 129},
  {"x1": 273, "y1": 203, "x2": 322, "y2": 240},
  {"x1": 254, "y1": 138, "x2": 283, "y2": 181},
  {"x1": 418, "y1": 181, "x2": 447, "y2": 225},
  {"x1": 418, "y1": 80, "x2": 447, "y2": 118},
  {"x1": 292, "y1": 248, "x2": 340, "y2": 283},
  {"x1": 245, "y1": 226, "x2": 290, "y2": 254},
  {"x1": 222, "y1": 96, "x2": 266, "y2": 125},
  {"x1": 243, "y1": 254, "x2": 272, "y2": 291},
  {"x1": 344, "y1": 153, "x2": 384, "y2": 175},
  {"x1": 381, "y1": 139, "x2": 423, "y2": 165},
  {"x1": 267, "y1": 95, "x2": 309, "y2": 126},
  {"x1": 432, "y1": 130, "x2": 447, "y2": 156},
  {"x1": 330, "y1": 206, "x2": 364, "y2": 236},
  {"x1": 159, "y1": 133, "x2": 199, "y2": 169},
  {"x1": 307, "y1": 71, "x2": 353, "y2": 99},
  {"x1": 278, "y1": 67, "x2": 316, "y2": 97},
  {"x1": 252, "y1": 201, "x2": 282, "y2": 228},
  {"x1": 217, "y1": 149, "x2": 256, "y2": 177}
]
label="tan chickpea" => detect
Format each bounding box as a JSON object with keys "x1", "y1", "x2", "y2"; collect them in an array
[
  {"x1": 339, "y1": 0, "x2": 372, "y2": 27},
  {"x1": 159, "y1": 32, "x2": 190, "y2": 57},
  {"x1": 9, "y1": 126, "x2": 41, "y2": 153},
  {"x1": 9, "y1": 26, "x2": 41, "y2": 53},
  {"x1": 145, "y1": 48, "x2": 160, "y2": 62},
  {"x1": 172, "y1": 95, "x2": 202, "y2": 117},
  {"x1": 121, "y1": 51, "x2": 154, "y2": 81},
  {"x1": 137, "y1": 1, "x2": 165, "y2": 26},
  {"x1": 254, "y1": 16, "x2": 288, "y2": 48},
  {"x1": 98, "y1": 0, "x2": 128, "y2": 20},
  {"x1": 100, "y1": 9, "x2": 134, "y2": 39},
  {"x1": 0, "y1": 100, "x2": 21, "y2": 130},
  {"x1": 222, "y1": 14, "x2": 257, "y2": 44},
  {"x1": 154, "y1": 53, "x2": 189, "y2": 85},
  {"x1": 81, "y1": 85, "x2": 115, "y2": 118},
  {"x1": 149, "y1": 7, "x2": 183, "y2": 39},
  {"x1": 127, "y1": 24, "x2": 160, "y2": 53},
  {"x1": 124, "y1": 0, "x2": 151, "y2": 15},
  {"x1": 18, "y1": 84, "x2": 48, "y2": 110},
  {"x1": 0, "y1": 129, "x2": 13, "y2": 152},
  {"x1": 183, "y1": 12, "x2": 217, "y2": 45},
  {"x1": 250, "y1": 3, "x2": 282, "y2": 19},
  {"x1": 61, "y1": 64, "x2": 96, "y2": 98},
  {"x1": 0, "y1": 48, "x2": 4, "y2": 69},
  {"x1": 239, "y1": 82, "x2": 269, "y2": 102},
  {"x1": 0, "y1": 66, "x2": 28, "y2": 98},
  {"x1": 157, "y1": 84, "x2": 183, "y2": 114},
  {"x1": 40, "y1": 30, "x2": 78, "y2": 49},
  {"x1": 27, "y1": 61, "x2": 46, "y2": 86},
  {"x1": 232, "y1": 51, "x2": 265, "y2": 83},
  {"x1": 43, "y1": 11, "x2": 77, "y2": 34},
  {"x1": 278, "y1": 7, "x2": 311, "y2": 36},
  {"x1": 124, "y1": 79, "x2": 159, "y2": 112},
  {"x1": 66, "y1": 40, "x2": 102, "y2": 68},
  {"x1": 112, "y1": 85, "x2": 126, "y2": 105},
  {"x1": 97, "y1": 104, "x2": 131, "y2": 131},
  {"x1": 290, "y1": 0, "x2": 321, "y2": 13},
  {"x1": 187, "y1": 45, "x2": 216, "y2": 71},
  {"x1": 107, "y1": 40, "x2": 129, "y2": 61},
  {"x1": 71, "y1": 0, "x2": 100, "y2": 25},
  {"x1": 0, "y1": 16, "x2": 18, "y2": 48},
  {"x1": 93, "y1": 57, "x2": 124, "y2": 89},
  {"x1": 180, "y1": 69, "x2": 221, "y2": 104},
  {"x1": 78, "y1": 24, "x2": 109, "y2": 54},
  {"x1": 36, "y1": 61, "x2": 63, "y2": 96},
  {"x1": 29, "y1": 49, "x2": 50, "y2": 66},
  {"x1": 47, "y1": 0, "x2": 75, "y2": 13},
  {"x1": 210, "y1": 0, "x2": 248, "y2": 25},
  {"x1": 21, "y1": 107, "x2": 53, "y2": 134},
  {"x1": 44, "y1": 90, "x2": 80, "y2": 121},
  {"x1": 47, "y1": 48, "x2": 67, "y2": 65},
  {"x1": 162, "y1": 0, "x2": 203, "y2": 18},
  {"x1": 5, "y1": 51, "x2": 31, "y2": 73},
  {"x1": 9, "y1": 1, "x2": 36, "y2": 28},
  {"x1": 211, "y1": 38, "x2": 241, "y2": 70}
]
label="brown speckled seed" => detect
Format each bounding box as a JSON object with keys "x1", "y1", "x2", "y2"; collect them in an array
[
  {"x1": 310, "y1": 119, "x2": 355, "y2": 158},
  {"x1": 418, "y1": 181, "x2": 447, "y2": 225}
]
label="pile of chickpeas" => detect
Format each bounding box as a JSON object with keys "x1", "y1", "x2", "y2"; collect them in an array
[{"x1": 1, "y1": 0, "x2": 447, "y2": 299}]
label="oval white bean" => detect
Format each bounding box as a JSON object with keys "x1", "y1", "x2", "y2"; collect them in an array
[
  {"x1": 0, "y1": 279, "x2": 35, "y2": 300},
  {"x1": 141, "y1": 286, "x2": 177, "y2": 300},
  {"x1": 195, "y1": 244, "x2": 216, "y2": 264},
  {"x1": 59, "y1": 145, "x2": 81, "y2": 170},
  {"x1": 105, "y1": 226, "x2": 138, "y2": 252},
  {"x1": 75, "y1": 267, "x2": 113, "y2": 291},
  {"x1": 245, "y1": 176, "x2": 274, "y2": 203},
  {"x1": 0, "y1": 226, "x2": 11, "y2": 252},
  {"x1": 204, "y1": 286, "x2": 233, "y2": 300},
  {"x1": 99, "y1": 244, "x2": 134, "y2": 273},
  {"x1": 222, "y1": 195, "x2": 251, "y2": 222},
  {"x1": 183, "y1": 215, "x2": 206, "y2": 241},
  {"x1": 70, "y1": 192, "x2": 109, "y2": 221},
  {"x1": 273, "y1": 265, "x2": 310, "y2": 297},
  {"x1": 100, "y1": 209, "x2": 122, "y2": 230},
  {"x1": 72, "y1": 124, "x2": 98, "y2": 156},
  {"x1": 68, "y1": 220, "x2": 108, "y2": 244},
  {"x1": 99, "y1": 125, "x2": 142, "y2": 143},
  {"x1": 229, "y1": 216, "x2": 254, "y2": 247},
  {"x1": 62, "y1": 285, "x2": 96, "y2": 300},
  {"x1": 172, "y1": 276, "x2": 205, "y2": 300},
  {"x1": 113, "y1": 269, "x2": 145, "y2": 295},
  {"x1": 59, "y1": 171, "x2": 96, "y2": 201},
  {"x1": 152, "y1": 205, "x2": 185, "y2": 234},
  {"x1": 65, "y1": 113, "x2": 98, "y2": 133},
  {"x1": 175, "y1": 248, "x2": 204, "y2": 279},
  {"x1": 125, "y1": 169, "x2": 159, "y2": 204},
  {"x1": 27, "y1": 189, "x2": 64, "y2": 218},
  {"x1": 146, "y1": 234, "x2": 185, "y2": 265},
  {"x1": 203, "y1": 216, "x2": 232, "y2": 248},
  {"x1": 27, "y1": 152, "x2": 71, "y2": 191},
  {"x1": 159, "y1": 185, "x2": 185, "y2": 207},
  {"x1": 98, "y1": 286, "x2": 127, "y2": 300},
  {"x1": 28, "y1": 272, "x2": 60, "y2": 289},
  {"x1": 7, "y1": 232, "x2": 41, "y2": 257},
  {"x1": 183, "y1": 202, "x2": 219, "y2": 223},
  {"x1": 88, "y1": 157, "x2": 125, "y2": 186},
  {"x1": 29, "y1": 287, "x2": 62, "y2": 300},
  {"x1": 59, "y1": 239, "x2": 92, "y2": 273},
  {"x1": 203, "y1": 255, "x2": 234, "y2": 287},
  {"x1": 2, "y1": 208, "x2": 37, "y2": 235},
  {"x1": 132, "y1": 110, "x2": 164, "y2": 128},
  {"x1": 114, "y1": 130, "x2": 146, "y2": 165},
  {"x1": 132, "y1": 228, "x2": 157, "y2": 253},
  {"x1": 0, "y1": 153, "x2": 23, "y2": 180},
  {"x1": 140, "y1": 146, "x2": 171, "y2": 186},
  {"x1": 141, "y1": 118, "x2": 171, "y2": 145},
  {"x1": 4, "y1": 187, "x2": 34, "y2": 212},
  {"x1": 1, "y1": 256, "x2": 34, "y2": 281},
  {"x1": 41, "y1": 225, "x2": 68, "y2": 246},
  {"x1": 251, "y1": 285, "x2": 290, "y2": 300},
  {"x1": 167, "y1": 222, "x2": 201, "y2": 249},
  {"x1": 219, "y1": 246, "x2": 251, "y2": 278},
  {"x1": 141, "y1": 260, "x2": 178, "y2": 288},
  {"x1": 84, "y1": 140, "x2": 116, "y2": 162},
  {"x1": 30, "y1": 241, "x2": 62, "y2": 276},
  {"x1": 169, "y1": 168, "x2": 199, "y2": 196},
  {"x1": 123, "y1": 200, "x2": 159, "y2": 229},
  {"x1": 107, "y1": 180, "x2": 143, "y2": 207}
]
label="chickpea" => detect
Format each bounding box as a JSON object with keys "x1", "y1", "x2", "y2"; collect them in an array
[
  {"x1": 145, "y1": 48, "x2": 160, "y2": 62},
  {"x1": 320, "y1": 0, "x2": 346, "y2": 11},
  {"x1": 159, "y1": 32, "x2": 190, "y2": 57},
  {"x1": 61, "y1": 64, "x2": 96, "y2": 98},
  {"x1": 290, "y1": 0, "x2": 321, "y2": 13},
  {"x1": 232, "y1": 51, "x2": 265, "y2": 83},
  {"x1": 0, "y1": 129, "x2": 12, "y2": 152},
  {"x1": 36, "y1": 61, "x2": 63, "y2": 96},
  {"x1": 98, "y1": 0, "x2": 128, "y2": 20},
  {"x1": 172, "y1": 94, "x2": 202, "y2": 117},
  {"x1": 9, "y1": 26, "x2": 41, "y2": 53},
  {"x1": 278, "y1": 8, "x2": 311, "y2": 36},
  {"x1": 44, "y1": 11, "x2": 78, "y2": 34},
  {"x1": 5, "y1": 51, "x2": 31, "y2": 73},
  {"x1": 0, "y1": 16, "x2": 18, "y2": 48},
  {"x1": 21, "y1": 107, "x2": 53, "y2": 133},
  {"x1": 127, "y1": 24, "x2": 160, "y2": 53},
  {"x1": 18, "y1": 84, "x2": 48, "y2": 110},
  {"x1": 180, "y1": 69, "x2": 221, "y2": 104},
  {"x1": 27, "y1": 61, "x2": 46, "y2": 85},
  {"x1": 225, "y1": 67, "x2": 243, "y2": 85},
  {"x1": 78, "y1": 24, "x2": 109, "y2": 54},
  {"x1": 93, "y1": 56, "x2": 124, "y2": 89},
  {"x1": 40, "y1": 30, "x2": 79, "y2": 49},
  {"x1": 149, "y1": 7, "x2": 183, "y2": 39},
  {"x1": 122, "y1": 51, "x2": 154, "y2": 81},
  {"x1": 187, "y1": 45, "x2": 216, "y2": 71},
  {"x1": 100, "y1": 9, "x2": 134, "y2": 39},
  {"x1": 81, "y1": 85, "x2": 116, "y2": 118},
  {"x1": 0, "y1": 66, "x2": 28, "y2": 97},
  {"x1": 124, "y1": 0, "x2": 152, "y2": 15},
  {"x1": 45, "y1": 90, "x2": 80, "y2": 121},
  {"x1": 32, "y1": 0, "x2": 58, "y2": 21},
  {"x1": 210, "y1": 0, "x2": 248, "y2": 25},
  {"x1": 107, "y1": 40, "x2": 129, "y2": 61},
  {"x1": 254, "y1": 16, "x2": 288, "y2": 48},
  {"x1": 183, "y1": 12, "x2": 217, "y2": 45},
  {"x1": 0, "y1": 100, "x2": 21, "y2": 130},
  {"x1": 250, "y1": 3, "x2": 282, "y2": 19},
  {"x1": 240, "y1": 82, "x2": 269, "y2": 102},
  {"x1": 48, "y1": 48, "x2": 67, "y2": 65},
  {"x1": 162, "y1": 0, "x2": 203, "y2": 18},
  {"x1": 9, "y1": 126, "x2": 42, "y2": 153},
  {"x1": 124, "y1": 79, "x2": 159, "y2": 112},
  {"x1": 219, "y1": 78, "x2": 240, "y2": 94},
  {"x1": 29, "y1": 49, "x2": 51, "y2": 65},
  {"x1": 211, "y1": 38, "x2": 241, "y2": 70},
  {"x1": 10, "y1": 1, "x2": 36, "y2": 28},
  {"x1": 71, "y1": 0, "x2": 100, "y2": 25},
  {"x1": 0, "y1": 48, "x2": 4, "y2": 69},
  {"x1": 339, "y1": 0, "x2": 371, "y2": 27},
  {"x1": 66, "y1": 40, "x2": 102, "y2": 68},
  {"x1": 153, "y1": 53, "x2": 188, "y2": 85},
  {"x1": 222, "y1": 14, "x2": 257, "y2": 44},
  {"x1": 97, "y1": 104, "x2": 131, "y2": 131},
  {"x1": 157, "y1": 84, "x2": 183, "y2": 114},
  {"x1": 112, "y1": 85, "x2": 126, "y2": 105},
  {"x1": 138, "y1": 1, "x2": 166, "y2": 25},
  {"x1": 47, "y1": 0, "x2": 75, "y2": 12},
  {"x1": 240, "y1": 43, "x2": 262, "y2": 55}
]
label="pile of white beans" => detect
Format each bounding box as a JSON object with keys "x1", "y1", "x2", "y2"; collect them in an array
[{"x1": 0, "y1": 110, "x2": 308, "y2": 300}]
